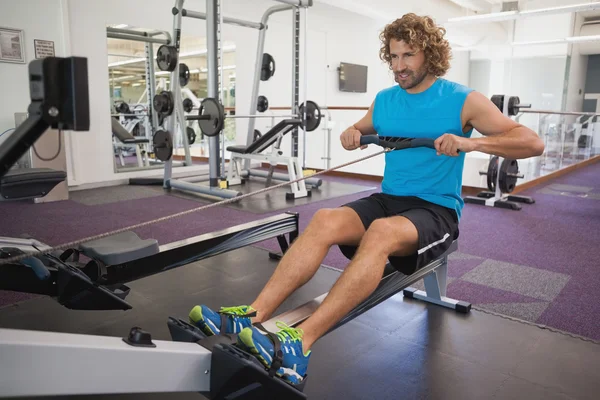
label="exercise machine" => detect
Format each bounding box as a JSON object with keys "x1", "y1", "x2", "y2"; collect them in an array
[{"x1": 463, "y1": 94, "x2": 535, "y2": 210}]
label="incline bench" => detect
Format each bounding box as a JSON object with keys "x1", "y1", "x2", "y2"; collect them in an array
[
  {"x1": 226, "y1": 119, "x2": 322, "y2": 199},
  {"x1": 111, "y1": 118, "x2": 151, "y2": 170}
]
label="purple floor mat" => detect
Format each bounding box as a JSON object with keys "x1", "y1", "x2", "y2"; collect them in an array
[{"x1": 1, "y1": 163, "x2": 600, "y2": 341}]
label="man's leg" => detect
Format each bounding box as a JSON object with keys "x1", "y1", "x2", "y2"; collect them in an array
[
  {"x1": 250, "y1": 207, "x2": 367, "y2": 323},
  {"x1": 297, "y1": 215, "x2": 418, "y2": 352}
]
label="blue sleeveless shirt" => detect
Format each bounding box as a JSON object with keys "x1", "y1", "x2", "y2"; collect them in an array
[{"x1": 372, "y1": 78, "x2": 474, "y2": 220}]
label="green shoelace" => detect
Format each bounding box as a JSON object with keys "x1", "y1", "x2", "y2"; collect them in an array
[
  {"x1": 219, "y1": 305, "x2": 255, "y2": 316},
  {"x1": 275, "y1": 321, "x2": 304, "y2": 344}
]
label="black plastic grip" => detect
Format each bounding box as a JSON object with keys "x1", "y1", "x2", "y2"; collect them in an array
[
  {"x1": 359, "y1": 135, "x2": 380, "y2": 146},
  {"x1": 409, "y1": 138, "x2": 435, "y2": 149}
]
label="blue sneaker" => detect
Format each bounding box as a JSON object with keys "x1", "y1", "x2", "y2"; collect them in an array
[
  {"x1": 237, "y1": 322, "x2": 311, "y2": 384},
  {"x1": 189, "y1": 305, "x2": 255, "y2": 336}
]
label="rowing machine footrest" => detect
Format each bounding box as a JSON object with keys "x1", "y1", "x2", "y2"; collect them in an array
[
  {"x1": 167, "y1": 317, "x2": 207, "y2": 343},
  {"x1": 55, "y1": 260, "x2": 132, "y2": 311},
  {"x1": 210, "y1": 343, "x2": 308, "y2": 400}
]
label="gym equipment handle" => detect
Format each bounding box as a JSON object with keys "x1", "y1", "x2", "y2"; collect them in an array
[{"x1": 359, "y1": 135, "x2": 436, "y2": 149}]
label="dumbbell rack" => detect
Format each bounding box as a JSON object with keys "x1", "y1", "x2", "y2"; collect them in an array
[{"x1": 463, "y1": 95, "x2": 535, "y2": 211}]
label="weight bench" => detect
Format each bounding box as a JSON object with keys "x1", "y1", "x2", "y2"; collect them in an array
[
  {"x1": 0, "y1": 168, "x2": 66, "y2": 201},
  {"x1": 111, "y1": 118, "x2": 151, "y2": 169},
  {"x1": 226, "y1": 119, "x2": 322, "y2": 200}
]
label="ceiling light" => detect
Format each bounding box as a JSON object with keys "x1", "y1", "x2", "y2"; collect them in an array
[
  {"x1": 511, "y1": 34, "x2": 600, "y2": 46},
  {"x1": 445, "y1": 2, "x2": 600, "y2": 25}
]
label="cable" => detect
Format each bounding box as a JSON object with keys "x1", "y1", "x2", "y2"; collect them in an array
[
  {"x1": 32, "y1": 130, "x2": 62, "y2": 162},
  {"x1": 0, "y1": 128, "x2": 15, "y2": 138}
]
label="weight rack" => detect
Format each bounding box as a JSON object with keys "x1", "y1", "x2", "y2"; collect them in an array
[{"x1": 463, "y1": 94, "x2": 535, "y2": 211}]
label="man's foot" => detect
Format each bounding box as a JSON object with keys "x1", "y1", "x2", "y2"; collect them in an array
[
  {"x1": 237, "y1": 322, "x2": 311, "y2": 384},
  {"x1": 189, "y1": 305, "x2": 254, "y2": 336}
]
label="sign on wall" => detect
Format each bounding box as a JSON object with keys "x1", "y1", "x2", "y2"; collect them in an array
[
  {"x1": 0, "y1": 27, "x2": 25, "y2": 64},
  {"x1": 34, "y1": 39, "x2": 55, "y2": 59}
]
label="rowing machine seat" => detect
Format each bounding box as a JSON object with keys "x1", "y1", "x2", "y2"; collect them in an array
[
  {"x1": 0, "y1": 168, "x2": 66, "y2": 200},
  {"x1": 79, "y1": 231, "x2": 159, "y2": 266}
]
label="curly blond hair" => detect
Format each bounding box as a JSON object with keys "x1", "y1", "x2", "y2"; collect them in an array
[{"x1": 379, "y1": 13, "x2": 451, "y2": 77}]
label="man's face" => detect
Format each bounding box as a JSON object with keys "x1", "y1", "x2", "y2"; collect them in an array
[{"x1": 389, "y1": 39, "x2": 428, "y2": 90}]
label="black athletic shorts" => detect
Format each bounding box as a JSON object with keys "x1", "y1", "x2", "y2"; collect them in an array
[{"x1": 339, "y1": 193, "x2": 459, "y2": 275}]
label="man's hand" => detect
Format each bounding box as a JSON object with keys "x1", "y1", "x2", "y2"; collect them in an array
[
  {"x1": 434, "y1": 134, "x2": 476, "y2": 156},
  {"x1": 340, "y1": 127, "x2": 367, "y2": 150}
]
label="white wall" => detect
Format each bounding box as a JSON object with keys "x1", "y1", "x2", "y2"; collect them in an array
[
  {"x1": 0, "y1": 0, "x2": 66, "y2": 138},
  {"x1": 565, "y1": 12, "x2": 588, "y2": 113}
]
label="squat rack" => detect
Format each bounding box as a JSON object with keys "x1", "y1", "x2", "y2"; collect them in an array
[{"x1": 159, "y1": 0, "x2": 313, "y2": 201}]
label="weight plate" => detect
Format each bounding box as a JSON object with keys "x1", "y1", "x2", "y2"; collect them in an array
[
  {"x1": 153, "y1": 91, "x2": 174, "y2": 116},
  {"x1": 260, "y1": 53, "x2": 276, "y2": 81},
  {"x1": 299, "y1": 100, "x2": 322, "y2": 132},
  {"x1": 182, "y1": 98, "x2": 193, "y2": 113},
  {"x1": 179, "y1": 63, "x2": 190, "y2": 87},
  {"x1": 153, "y1": 130, "x2": 173, "y2": 161},
  {"x1": 499, "y1": 158, "x2": 519, "y2": 193},
  {"x1": 253, "y1": 129, "x2": 262, "y2": 142},
  {"x1": 186, "y1": 126, "x2": 197, "y2": 145},
  {"x1": 257, "y1": 95, "x2": 269, "y2": 113},
  {"x1": 486, "y1": 156, "x2": 499, "y2": 192},
  {"x1": 116, "y1": 102, "x2": 130, "y2": 114},
  {"x1": 508, "y1": 96, "x2": 520, "y2": 117},
  {"x1": 156, "y1": 45, "x2": 178, "y2": 72},
  {"x1": 197, "y1": 97, "x2": 224, "y2": 137},
  {"x1": 491, "y1": 95, "x2": 504, "y2": 113}
]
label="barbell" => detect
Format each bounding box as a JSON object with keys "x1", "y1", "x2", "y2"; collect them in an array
[
  {"x1": 184, "y1": 97, "x2": 322, "y2": 137},
  {"x1": 491, "y1": 95, "x2": 532, "y2": 117}
]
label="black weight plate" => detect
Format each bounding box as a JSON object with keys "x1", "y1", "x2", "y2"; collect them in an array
[
  {"x1": 179, "y1": 63, "x2": 190, "y2": 87},
  {"x1": 116, "y1": 102, "x2": 130, "y2": 114},
  {"x1": 183, "y1": 98, "x2": 193, "y2": 113},
  {"x1": 197, "y1": 97, "x2": 224, "y2": 137},
  {"x1": 499, "y1": 158, "x2": 519, "y2": 193},
  {"x1": 153, "y1": 130, "x2": 173, "y2": 161},
  {"x1": 186, "y1": 126, "x2": 197, "y2": 145},
  {"x1": 508, "y1": 96, "x2": 520, "y2": 116},
  {"x1": 257, "y1": 95, "x2": 269, "y2": 112},
  {"x1": 153, "y1": 91, "x2": 175, "y2": 116},
  {"x1": 253, "y1": 129, "x2": 262, "y2": 142},
  {"x1": 156, "y1": 45, "x2": 178, "y2": 72},
  {"x1": 491, "y1": 95, "x2": 504, "y2": 113},
  {"x1": 299, "y1": 100, "x2": 322, "y2": 132},
  {"x1": 261, "y1": 53, "x2": 276, "y2": 81},
  {"x1": 486, "y1": 156, "x2": 499, "y2": 192}
]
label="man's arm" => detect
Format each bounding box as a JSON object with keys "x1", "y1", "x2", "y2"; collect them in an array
[
  {"x1": 340, "y1": 101, "x2": 376, "y2": 150},
  {"x1": 350, "y1": 101, "x2": 377, "y2": 135},
  {"x1": 435, "y1": 91, "x2": 545, "y2": 159}
]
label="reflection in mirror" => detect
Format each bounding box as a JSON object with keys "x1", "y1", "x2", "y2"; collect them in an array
[{"x1": 106, "y1": 24, "x2": 236, "y2": 173}]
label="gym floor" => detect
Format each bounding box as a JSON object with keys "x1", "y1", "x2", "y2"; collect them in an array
[{"x1": 1, "y1": 162, "x2": 600, "y2": 399}]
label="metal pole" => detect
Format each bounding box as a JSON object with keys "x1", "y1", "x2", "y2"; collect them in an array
[
  {"x1": 164, "y1": 0, "x2": 185, "y2": 188},
  {"x1": 291, "y1": 7, "x2": 300, "y2": 158},
  {"x1": 181, "y1": 9, "x2": 263, "y2": 30},
  {"x1": 145, "y1": 42, "x2": 159, "y2": 141},
  {"x1": 207, "y1": 0, "x2": 221, "y2": 188},
  {"x1": 245, "y1": 4, "x2": 294, "y2": 155},
  {"x1": 107, "y1": 32, "x2": 169, "y2": 45},
  {"x1": 219, "y1": 1, "x2": 226, "y2": 180},
  {"x1": 302, "y1": 6, "x2": 308, "y2": 169}
]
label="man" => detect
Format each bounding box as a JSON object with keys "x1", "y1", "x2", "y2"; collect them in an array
[{"x1": 188, "y1": 13, "x2": 544, "y2": 384}]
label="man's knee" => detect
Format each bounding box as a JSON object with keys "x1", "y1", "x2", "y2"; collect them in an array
[
  {"x1": 362, "y1": 217, "x2": 418, "y2": 256},
  {"x1": 306, "y1": 207, "x2": 364, "y2": 245}
]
